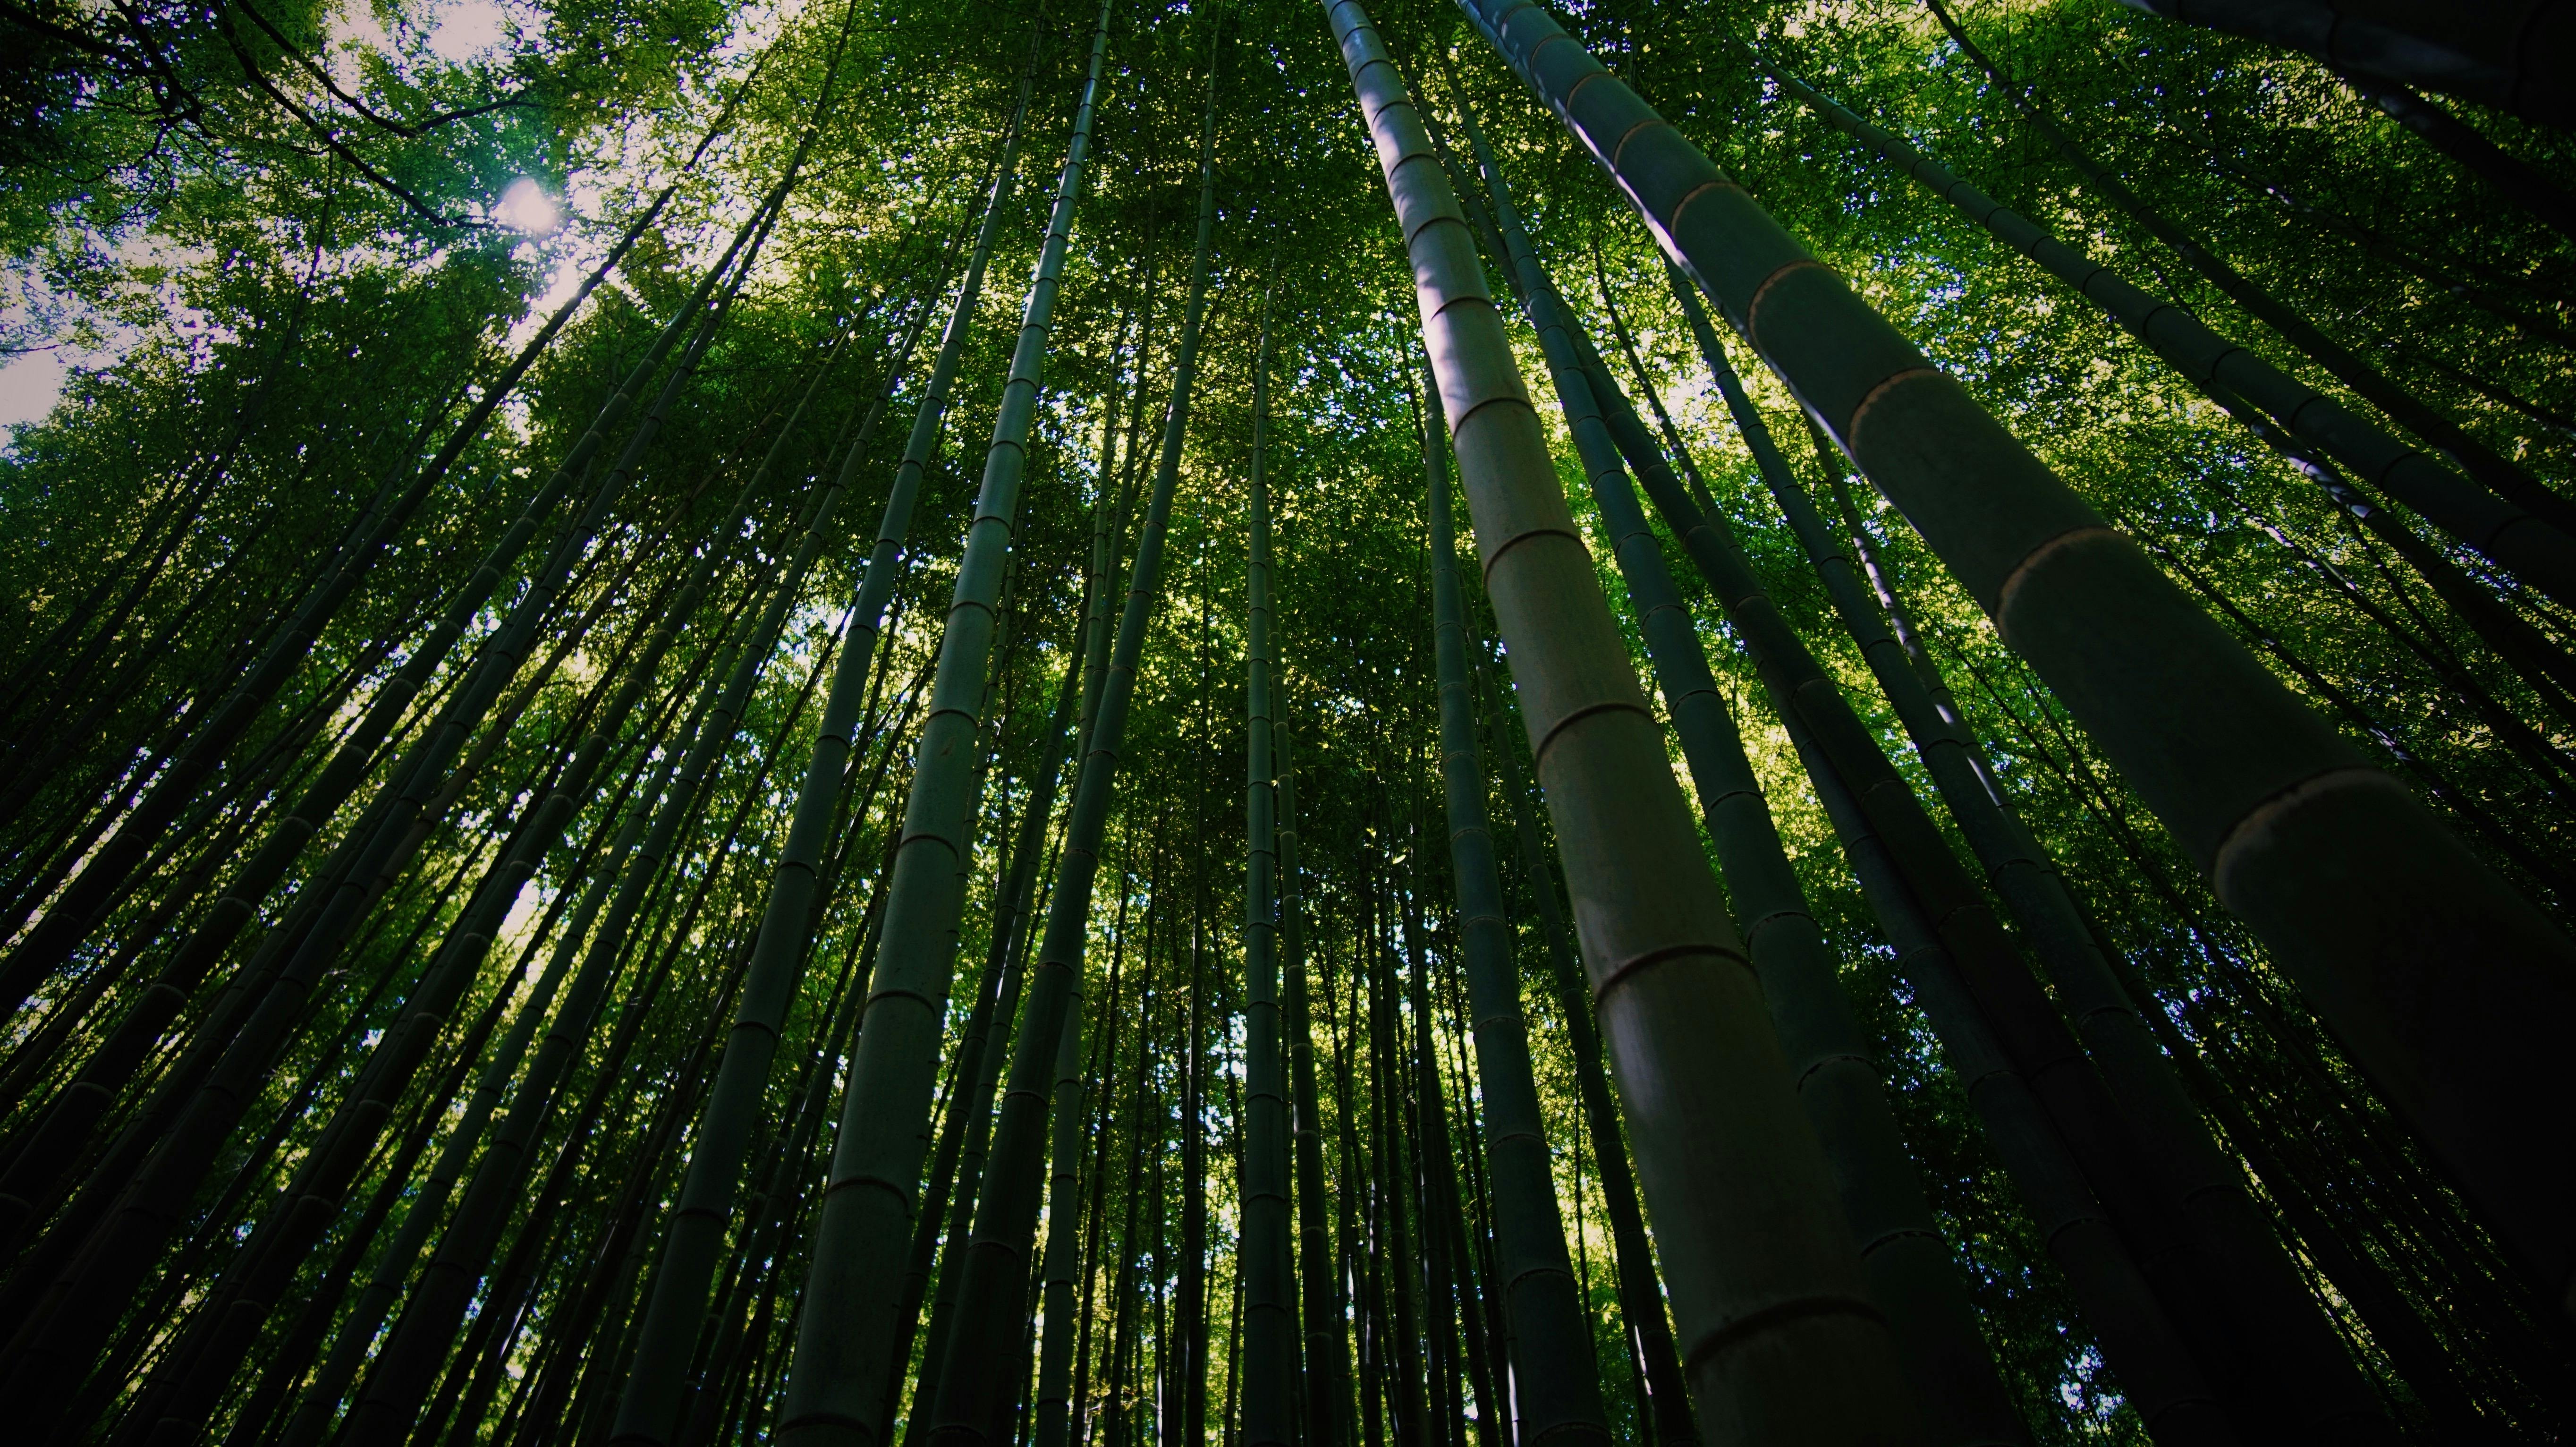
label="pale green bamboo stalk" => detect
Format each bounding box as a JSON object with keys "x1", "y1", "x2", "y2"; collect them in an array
[
  {"x1": 1325, "y1": 4, "x2": 1921, "y2": 1439},
  {"x1": 892, "y1": 585, "x2": 1065, "y2": 1438},
  {"x1": 774, "y1": 6, "x2": 1118, "y2": 1441},
  {"x1": 1420, "y1": 357, "x2": 1612, "y2": 1447},
  {"x1": 1454, "y1": 0, "x2": 2576, "y2": 1324},
  {"x1": 596, "y1": 29, "x2": 1065, "y2": 1447},
  {"x1": 1434, "y1": 94, "x2": 2020, "y2": 1447},
  {"x1": 848, "y1": 18, "x2": 1048, "y2": 718}
]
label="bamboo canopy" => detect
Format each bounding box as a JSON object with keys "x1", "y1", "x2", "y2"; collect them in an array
[{"x1": 0, "y1": 0, "x2": 2570, "y2": 1443}]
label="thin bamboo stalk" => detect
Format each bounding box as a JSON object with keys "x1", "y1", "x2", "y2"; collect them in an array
[
  {"x1": 339, "y1": 572, "x2": 868, "y2": 1445},
  {"x1": 1276, "y1": 723, "x2": 1356, "y2": 1447},
  {"x1": 1030, "y1": 974, "x2": 1092, "y2": 1447},
  {"x1": 0, "y1": 81, "x2": 780, "y2": 1012},
  {"x1": 1237, "y1": 286, "x2": 1298, "y2": 1447},
  {"x1": 917, "y1": 28, "x2": 1223, "y2": 1442},
  {"x1": 1779, "y1": 705, "x2": 2239, "y2": 1446},
  {"x1": 774, "y1": 7, "x2": 1118, "y2": 1441},
  {"x1": 1926, "y1": 0, "x2": 2576, "y2": 537}
]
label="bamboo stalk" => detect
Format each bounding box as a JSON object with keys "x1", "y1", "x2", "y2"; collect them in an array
[
  {"x1": 1332, "y1": 4, "x2": 1923, "y2": 1437},
  {"x1": 1453, "y1": 0, "x2": 2576, "y2": 1325},
  {"x1": 773, "y1": 6, "x2": 1120, "y2": 1440},
  {"x1": 1419, "y1": 354, "x2": 1611, "y2": 1447},
  {"x1": 917, "y1": 26, "x2": 1225, "y2": 1441},
  {"x1": 1237, "y1": 285, "x2": 1299, "y2": 1447}
]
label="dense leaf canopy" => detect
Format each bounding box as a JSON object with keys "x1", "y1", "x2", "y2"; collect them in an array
[{"x1": 0, "y1": 0, "x2": 2568, "y2": 1442}]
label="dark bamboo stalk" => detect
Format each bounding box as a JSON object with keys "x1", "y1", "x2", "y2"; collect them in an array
[
  {"x1": 1237, "y1": 288, "x2": 1297, "y2": 1447},
  {"x1": 1276, "y1": 724, "x2": 1355, "y2": 1447}
]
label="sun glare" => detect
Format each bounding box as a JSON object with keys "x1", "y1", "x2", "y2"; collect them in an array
[{"x1": 495, "y1": 178, "x2": 560, "y2": 236}]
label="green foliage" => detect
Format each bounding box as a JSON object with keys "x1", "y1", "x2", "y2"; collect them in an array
[{"x1": 1, "y1": 0, "x2": 2568, "y2": 1440}]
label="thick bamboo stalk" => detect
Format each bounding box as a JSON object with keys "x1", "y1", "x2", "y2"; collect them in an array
[
  {"x1": 1757, "y1": 57, "x2": 2576, "y2": 621},
  {"x1": 1924, "y1": 0, "x2": 2576, "y2": 537},
  {"x1": 915, "y1": 30, "x2": 1221, "y2": 1442},
  {"x1": 773, "y1": 7, "x2": 1118, "y2": 1441},
  {"x1": 1420, "y1": 362, "x2": 1611, "y2": 1447},
  {"x1": 1454, "y1": 0, "x2": 2576, "y2": 1324},
  {"x1": 2107, "y1": 0, "x2": 2573, "y2": 131},
  {"x1": 1768, "y1": 62, "x2": 2576, "y2": 729},
  {"x1": 1740, "y1": 321, "x2": 2390, "y2": 1438},
  {"x1": 1566, "y1": 243, "x2": 2253, "y2": 1429},
  {"x1": 1611, "y1": 253, "x2": 2375, "y2": 1440},
  {"x1": 1434, "y1": 89, "x2": 2019, "y2": 1445},
  {"x1": 1469, "y1": 661, "x2": 1693, "y2": 1447},
  {"x1": 1329, "y1": 3, "x2": 1920, "y2": 1438},
  {"x1": 895, "y1": 629, "x2": 1077, "y2": 1437},
  {"x1": 889, "y1": 937, "x2": 1028, "y2": 1440},
  {"x1": 2332, "y1": 68, "x2": 2576, "y2": 240}
]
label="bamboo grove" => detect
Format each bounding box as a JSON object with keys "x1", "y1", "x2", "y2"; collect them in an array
[{"x1": 0, "y1": 0, "x2": 2571, "y2": 1439}]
